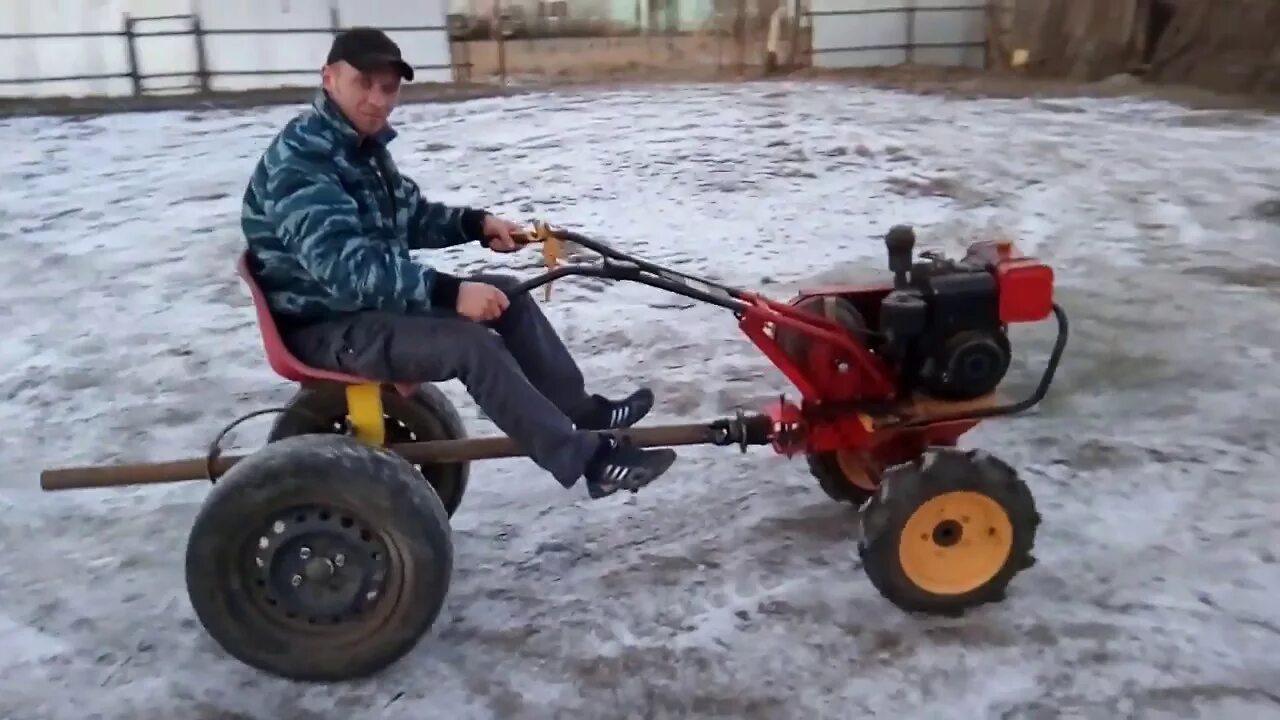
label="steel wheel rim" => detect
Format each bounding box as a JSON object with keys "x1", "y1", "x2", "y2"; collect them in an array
[
  {"x1": 327, "y1": 411, "x2": 447, "y2": 480},
  {"x1": 240, "y1": 502, "x2": 411, "y2": 640},
  {"x1": 897, "y1": 490, "x2": 1013, "y2": 595}
]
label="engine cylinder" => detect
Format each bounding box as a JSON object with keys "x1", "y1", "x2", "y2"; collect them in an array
[{"x1": 880, "y1": 290, "x2": 928, "y2": 338}]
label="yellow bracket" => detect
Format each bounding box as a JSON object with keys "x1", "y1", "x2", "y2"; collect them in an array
[
  {"x1": 526, "y1": 220, "x2": 563, "y2": 301},
  {"x1": 345, "y1": 383, "x2": 385, "y2": 446}
]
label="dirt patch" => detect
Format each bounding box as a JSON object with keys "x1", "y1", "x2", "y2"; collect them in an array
[
  {"x1": 1252, "y1": 198, "x2": 1280, "y2": 223},
  {"x1": 885, "y1": 173, "x2": 993, "y2": 207},
  {"x1": 793, "y1": 64, "x2": 1280, "y2": 115},
  {"x1": 1182, "y1": 264, "x2": 1280, "y2": 292}
]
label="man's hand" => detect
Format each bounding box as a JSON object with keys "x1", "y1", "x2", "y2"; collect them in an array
[
  {"x1": 482, "y1": 213, "x2": 526, "y2": 253},
  {"x1": 456, "y1": 281, "x2": 510, "y2": 322}
]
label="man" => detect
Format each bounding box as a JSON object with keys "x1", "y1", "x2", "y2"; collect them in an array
[{"x1": 240, "y1": 27, "x2": 676, "y2": 499}]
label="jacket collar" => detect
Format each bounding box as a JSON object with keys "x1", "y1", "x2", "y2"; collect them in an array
[{"x1": 311, "y1": 89, "x2": 398, "y2": 149}]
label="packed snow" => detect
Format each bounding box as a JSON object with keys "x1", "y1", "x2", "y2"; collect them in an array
[{"x1": 2, "y1": 81, "x2": 1280, "y2": 720}]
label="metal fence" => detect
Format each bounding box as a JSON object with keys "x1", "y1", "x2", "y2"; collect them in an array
[{"x1": 0, "y1": 13, "x2": 457, "y2": 98}]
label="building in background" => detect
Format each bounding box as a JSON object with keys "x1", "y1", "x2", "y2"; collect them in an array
[{"x1": 446, "y1": 0, "x2": 721, "y2": 38}]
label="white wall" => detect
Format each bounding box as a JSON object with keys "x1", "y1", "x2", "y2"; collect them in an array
[
  {"x1": 193, "y1": 0, "x2": 334, "y2": 92},
  {"x1": 809, "y1": 0, "x2": 986, "y2": 69},
  {"x1": 0, "y1": 0, "x2": 153, "y2": 98},
  {"x1": 0, "y1": 0, "x2": 453, "y2": 98}
]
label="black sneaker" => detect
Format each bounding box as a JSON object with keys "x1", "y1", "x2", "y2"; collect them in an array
[
  {"x1": 573, "y1": 388, "x2": 655, "y2": 431},
  {"x1": 583, "y1": 434, "x2": 676, "y2": 499}
]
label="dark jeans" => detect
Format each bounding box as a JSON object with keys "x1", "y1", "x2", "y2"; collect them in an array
[{"x1": 281, "y1": 273, "x2": 602, "y2": 487}]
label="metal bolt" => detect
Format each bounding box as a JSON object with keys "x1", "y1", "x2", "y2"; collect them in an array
[
  {"x1": 366, "y1": 590, "x2": 378, "y2": 601},
  {"x1": 291, "y1": 575, "x2": 303, "y2": 587},
  {"x1": 272, "y1": 520, "x2": 285, "y2": 534},
  {"x1": 334, "y1": 554, "x2": 345, "y2": 568},
  {"x1": 837, "y1": 362, "x2": 849, "y2": 373},
  {"x1": 299, "y1": 547, "x2": 311, "y2": 559}
]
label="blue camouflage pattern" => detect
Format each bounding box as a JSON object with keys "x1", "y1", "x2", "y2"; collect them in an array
[{"x1": 241, "y1": 90, "x2": 485, "y2": 321}]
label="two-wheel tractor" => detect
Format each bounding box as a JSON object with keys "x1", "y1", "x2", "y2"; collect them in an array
[{"x1": 39, "y1": 219, "x2": 1068, "y2": 680}]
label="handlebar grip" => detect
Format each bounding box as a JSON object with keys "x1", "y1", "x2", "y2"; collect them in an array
[
  {"x1": 475, "y1": 221, "x2": 597, "y2": 255},
  {"x1": 479, "y1": 229, "x2": 538, "y2": 248}
]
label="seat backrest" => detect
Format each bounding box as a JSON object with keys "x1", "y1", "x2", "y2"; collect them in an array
[
  {"x1": 236, "y1": 251, "x2": 308, "y2": 383},
  {"x1": 235, "y1": 252, "x2": 418, "y2": 396}
]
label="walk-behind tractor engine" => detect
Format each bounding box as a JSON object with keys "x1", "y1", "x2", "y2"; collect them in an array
[
  {"x1": 38, "y1": 221, "x2": 1067, "y2": 683},
  {"x1": 780, "y1": 224, "x2": 1053, "y2": 402},
  {"x1": 879, "y1": 224, "x2": 1043, "y2": 400}
]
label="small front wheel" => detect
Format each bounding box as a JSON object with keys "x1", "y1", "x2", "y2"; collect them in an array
[
  {"x1": 857, "y1": 447, "x2": 1039, "y2": 615},
  {"x1": 185, "y1": 434, "x2": 453, "y2": 681},
  {"x1": 806, "y1": 451, "x2": 879, "y2": 506}
]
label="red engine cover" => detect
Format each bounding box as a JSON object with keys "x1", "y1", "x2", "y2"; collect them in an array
[
  {"x1": 968, "y1": 240, "x2": 1054, "y2": 324},
  {"x1": 997, "y1": 258, "x2": 1054, "y2": 323}
]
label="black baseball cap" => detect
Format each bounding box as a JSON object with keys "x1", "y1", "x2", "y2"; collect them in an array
[{"x1": 326, "y1": 27, "x2": 414, "y2": 81}]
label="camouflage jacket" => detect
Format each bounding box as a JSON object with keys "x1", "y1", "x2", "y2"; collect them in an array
[{"x1": 241, "y1": 90, "x2": 486, "y2": 322}]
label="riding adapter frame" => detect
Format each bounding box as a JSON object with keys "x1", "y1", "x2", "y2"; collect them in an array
[{"x1": 38, "y1": 220, "x2": 1068, "y2": 682}]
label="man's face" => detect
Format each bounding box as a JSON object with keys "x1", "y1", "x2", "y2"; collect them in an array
[{"x1": 322, "y1": 61, "x2": 401, "y2": 136}]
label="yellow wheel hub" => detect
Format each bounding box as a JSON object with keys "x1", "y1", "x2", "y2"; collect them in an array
[{"x1": 897, "y1": 490, "x2": 1013, "y2": 596}]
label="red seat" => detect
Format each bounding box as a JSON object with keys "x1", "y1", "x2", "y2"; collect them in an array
[{"x1": 237, "y1": 252, "x2": 416, "y2": 396}]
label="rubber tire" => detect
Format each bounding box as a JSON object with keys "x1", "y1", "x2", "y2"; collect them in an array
[
  {"x1": 857, "y1": 447, "x2": 1039, "y2": 615},
  {"x1": 806, "y1": 452, "x2": 875, "y2": 506},
  {"x1": 783, "y1": 296, "x2": 876, "y2": 506},
  {"x1": 185, "y1": 433, "x2": 453, "y2": 682},
  {"x1": 267, "y1": 383, "x2": 470, "y2": 517}
]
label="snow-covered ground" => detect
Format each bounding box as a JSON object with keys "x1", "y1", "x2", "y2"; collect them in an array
[{"x1": 3, "y1": 81, "x2": 1280, "y2": 719}]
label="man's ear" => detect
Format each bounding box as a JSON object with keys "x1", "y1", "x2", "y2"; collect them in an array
[{"x1": 320, "y1": 63, "x2": 336, "y2": 91}]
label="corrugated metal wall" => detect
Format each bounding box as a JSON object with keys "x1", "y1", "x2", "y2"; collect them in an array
[{"x1": 809, "y1": 0, "x2": 987, "y2": 69}]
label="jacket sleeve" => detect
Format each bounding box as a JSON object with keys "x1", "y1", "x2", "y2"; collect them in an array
[
  {"x1": 401, "y1": 174, "x2": 489, "y2": 250},
  {"x1": 266, "y1": 165, "x2": 462, "y2": 312}
]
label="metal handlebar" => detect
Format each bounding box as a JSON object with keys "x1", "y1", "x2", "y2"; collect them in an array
[{"x1": 491, "y1": 220, "x2": 751, "y2": 312}]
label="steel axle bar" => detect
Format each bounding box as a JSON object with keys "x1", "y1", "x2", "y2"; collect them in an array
[{"x1": 40, "y1": 417, "x2": 772, "y2": 492}]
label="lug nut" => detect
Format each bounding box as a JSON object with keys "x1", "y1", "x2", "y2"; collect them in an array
[
  {"x1": 334, "y1": 554, "x2": 345, "y2": 568},
  {"x1": 299, "y1": 547, "x2": 311, "y2": 559},
  {"x1": 291, "y1": 575, "x2": 303, "y2": 587}
]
